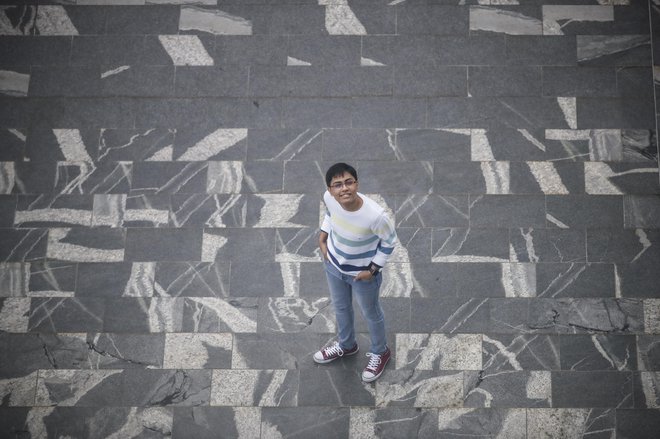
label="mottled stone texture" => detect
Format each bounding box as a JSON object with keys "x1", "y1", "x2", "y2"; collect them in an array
[{"x1": 0, "y1": 1, "x2": 659, "y2": 438}]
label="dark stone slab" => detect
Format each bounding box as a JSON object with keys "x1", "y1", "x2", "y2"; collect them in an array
[
  {"x1": 104, "y1": 5, "x2": 180, "y2": 35},
  {"x1": 617, "y1": 67, "x2": 653, "y2": 97},
  {"x1": 469, "y1": 66, "x2": 542, "y2": 97},
  {"x1": 637, "y1": 335, "x2": 660, "y2": 371},
  {"x1": 131, "y1": 162, "x2": 208, "y2": 196},
  {"x1": 587, "y1": 229, "x2": 660, "y2": 264},
  {"x1": 247, "y1": 128, "x2": 322, "y2": 161},
  {"x1": 233, "y1": 332, "x2": 319, "y2": 369},
  {"x1": 262, "y1": 4, "x2": 325, "y2": 35},
  {"x1": 125, "y1": 228, "x2": 202, "y2": 262},
  {"x1": 0, "y1": 128, "x2": 25, "y2": 161},
  {"x1": 578, "y1": 97, "x2": 655, "y2": 130},
  {"x1": 260, "y1": 407, "x2": 350, "y2": 439},
  {"x1": 275, "y1": 228, "x2": 322, "y2": 261},
  {"x1": 76, "y1": 262, "x2": 152, "y2": 298},
  {"x1": 391, "y1": 227, "x2": 433, "y2": 262},
  {"x1": 299, "y1": 367, "x2": 376, "y2": 406},
  {"x1": 559, "y1": 334, "x2": 637, "y2": 371},
  {"x1": 173, "y1": 407, "x2": 253, "y2": 439},
  {"x1": 202, "y1": 228, "x2": 276, "y2": 262},
  {"x1": 244, "y1": 65, "x2": 287, "y2": 97},
  {"x1": 170, "y1": 194, "x2": 247, "y2": 228},
  {"x1": 455, "y1": 263, "x2": 530, "y2": 298},
  {"x1": 437, "y1": 408, "x2": 525, "y2": 439},
  {"x1": 0, "y1": 333, "x2": 56, "y2": 376},
  {"x1": 46, "y1": 226, "x2": 125, "y2": 263},
  {"x1": 70, "y1": 35, "x2": 146, "y2": 67},
  {"x1": 543, "y1": 66, "x2": 617, "y2": 97},
  {"x1": 98, "y1": 128, "x2": 174, "y2": 162},
  {"x1": 28, "y1": 297, "x2": 105, "y2": 333},
  {"x1": 395, "y1": 128, "x2": 471, "y2": 161},
  {"x1": 470, "y1": 195, "x2": 546, "y2": 228},
  {"x1": 124, "y1": 194, "x2": 171, "y2": 228},
  {"x1": 395, "y1": 194, "x2": 468, "y2": 228},
  {"x1": 230, "y1": 262, "x2": 288, "y2": 297},
  {"x1": 283, "y1": 98, "x2": 352, "y2": 129},
  {"x1": 320, "y1": 129, "x2": 396, "y2": 162},
  {"x1": 30, "y1": 97, "x2": 136, "y2": 129},
  {"x1": 482, "y1": 334, "x2": 560, "y2": 372},
  {"x1": 394, "y1": 65, "x2": 466, "y2": 97},
  {"x1": 0, "y1": 195, "x2": 16, "y2": 227},
  {"x1": 351, "y1": 97, "x2": 427, "y2": 128},
  {"x1": 28, "y1": 66, "x2": 100, "y2": 97},
  {"x1": 257, "y1": 296, "x2": 334, "y2": 333},
  {"x1": 377, "y1": 369, "x2": 464, "y2": 408},
  {"x1": 101, "y1": 65, "x2": 175, "y2": 98},
  {"x1": 357, "y1": 161, "x2": 433, "y2": 194},
  {"x1": 396, "y1": 5, "x2": 469, "y2": 35},
  {"x1": 0, "y1": 36, "x2": 72, "y2": 68},
  {"x1": 432, "y1": 228, "x2": 509, "y2": 263},
  {"x1": 616, "y1": 409, "x2": 660, "y2": 439},
  {"x1": 10, "y1": 161, "x2": 55, "y2": 194},
  {"x1": 282, "y1": 160, "x2": 330, "y2": 194},
  {"x1": 154, "y1": 262, "x2": 230, "y2": 298},
  {"x1": 536, "y1": 263, "x2": 615, "y2": 298},
  {"x1": 182, "y1": 297, "x2": 258, "y2": 332},
  {"x1": 488, "y1": 298, "x2": 534, "y2": 334},
  {"x1": 286, "y1": 66, "x2": 393, "y2": 98},
  {"x1": 506, "y1": 35, "x2": 577, "y2": 66},
  {"x1": 14, "y1": 194, "x2": 93, "y2": 228},
  {"x1": 577, "y1": 35, "x2": 651, "y2": 66},
  {"x1": 214, "y1": 35, "x2": 288, "y2": 66},
  {"x1": 24, "y1": 261, "x2": 75, "y2": 296},
  {"x1": 546, "y1": 195, "x2": 623, "y2": 228},
  {"x1": 620, "y1": 129, "x2": 658, "y2": 163},
  {"x1": 410, "y1": 298, "x2": 490, "y2": 333},
  {"x1": 55, "y1": 5, "x2": 107, "y2": 35},
  {"x1": 175, "y1": 66, "x2": 247, "y2": 98},
  {"x1": 510, "y1": 228, "x2": 586, "y2": 263},
  {"x1": 552, "y1": 371, "x2": 633, "y2": 407},
  {"x1": 464, "y1": 370, "x2": 551, "y2": 408},
  {"x1": 0, "y1": 97, "x2": 30, "y2": 127},
  {"x1": 287, "y1": 36, "x2": 360, "y2": 65},
  {"x1": 615, "y1": 260, "x2": 660, "y2": 298},
  {"x1": 25, "y1": 126, "x2": 99, "y2": 163},
  {"x1": 103, "y1": 297, "x2": 184, "y2": 333},
  {"x1": 134, "y1": 98, "x2": 254, "y2": 129},
  {"x1": 0, "y1": 228, "x2": 47, "y2": 262},
  {"x1": 511, "y1": 162, "x2": 585, "y2": 195}
]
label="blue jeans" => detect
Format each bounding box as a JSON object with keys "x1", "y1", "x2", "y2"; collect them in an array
[{"x1": 324, "y1": 260, "x2": 387, "y2": 355}]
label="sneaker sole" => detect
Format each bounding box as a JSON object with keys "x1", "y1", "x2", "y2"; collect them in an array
[{"x1": 313, "y1": 347, "x2": 359, "y2": 364}]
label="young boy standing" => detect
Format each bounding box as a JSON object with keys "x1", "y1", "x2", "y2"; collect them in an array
[{"x1": 313, "y1": 163, "x2": 397, "y2": 382}]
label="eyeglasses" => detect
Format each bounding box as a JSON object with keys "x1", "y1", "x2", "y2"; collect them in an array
[{"x1": 329, "y1": 179, "x2": 357, "y2": 190}]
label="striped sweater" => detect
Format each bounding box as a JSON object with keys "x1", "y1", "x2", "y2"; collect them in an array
[{"x1": 321, "y1": 191, "x2": 397, "y2": 275}]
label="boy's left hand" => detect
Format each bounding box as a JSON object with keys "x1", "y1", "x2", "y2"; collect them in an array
[{"x1": 354, "y1": 271, "x2": 373, "y2": 281}]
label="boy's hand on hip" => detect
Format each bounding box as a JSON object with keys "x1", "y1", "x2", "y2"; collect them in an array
[{"x1": 354, "y1": 271, "x2": 373, "y2": 281}]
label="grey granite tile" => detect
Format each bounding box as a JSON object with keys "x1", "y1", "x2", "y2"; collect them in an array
[
  {"x1": 510, "y1": 228, "x2": 586, "y2": 263},
  {"x1": 625, "y1": 195, "x2": 660, "y2": 228},
  {"x1": 211, "y1": 369, "x2": 298, "y2": 406},
  {"x1": 390, "y1": 227, "x2": 433, "y2": 262},
  {"x1": 47, "y1": 227, "x2": 125, "y2": 262},
  {"x1": 357, "y1": 161, "x2": 432, "y2": 194},
  {"x1": 527, "y1": 298, "x2": 644, "y2": 335},
  {"x1": 28, "y1": 297, "x2": 105, "y2": 333},
  {"x1": 14, "y1": 194, "x2": 93, "y2": 228},
  {"x1": 505, "y1": 35, "x2": 577, "y2": 66},
  {"x1": 258, "y1": 296, "x2": 334, "y2": 333},
  {"x1": 432, "y1": 228, "x2": 509, "y2": 263},
  {"x1": 214, "y1": 35, "x2": 286, "y2": 66},
  {"x1": 154, "y1": 262, "x2": 229, "y2": 298},
  {"x1": 615, "y1": 260, "x2": 660, "y2": 299},
  {"x1": 617, "y1": 67, "x2": 652, "y2": 97},
  {"x1": 470, "y1": 6, "x2": 543, "y2": 36},
  {"x1": 285, "y1": 66, "x2": 393, "y2": 98},
  {"x1": 50, "y1": 6, "x2": 106, "y2": 35},
  {"x1": 586, "y1": 162, "x2": 660, "y2": 194},
  {"x1": 261, "y1": 407, "x2": 350, "y2": 439},
  {"x1": 0, "y1": 195, "x2": 15, "y2": 227},
  {"x1": 616, "y1": 409, "x2": 660, "y2": 439},
  {"x1": 163, "y1": 333, "x2": 231, "y2": 369},
  {"x1": 469, "y1": 66, "x2": 541, "y2": 97},
  {"x1": 410, "y1": 298, "x2": 490, "y2": 333},
  {"x1": 510, "y1": 162, "x2": 584, "y2": 195},
  {"x1": 0, "y1": 129, "x2": 25, "y2": 161},
  {"x1": 275, "y1": 228, "x2": 323, "y2": 263},
  {"x1": 437, "y1": 409, "x2": 526, "y2": 439},
  {"x1": 472, "y1": 128, "x2": 564, "y2": 162},
  {"x1": 587, "y1": 228, "x2": 660, "y2": 264},
  {"x1": 299, "y1": 368, "x2": 375, "y2": 406},
  {"x1": 386, "y1": 263, "x2": 457, "y2": 299},
  {"x1": 527, "y1": 408, "x2": 615, "y2": 439},
  {"x1": 173, "y1": 126, "x2": 246, "y2": 161},
  {"x1": 173, "y1": 407, "x2": 260, "y2": 439},
  {"x1": 124, "y1": 228, "x2": 201, "y2": 262},
  {"x1": 394, "y1": 65, "x2": 466, "y2": 97},
  {"x1": 465, "y1": 370, "x2": 551, "y2": 408},
  {"x1": 0, "y1": 297, "x2": 29, "y2": 332},
  {"x1": 263, "y1": 4, "x2": 324, "y2": 35},
  {"x1": 376, "y1": 369, "x2": 463, "y2": 408},
  {"x1": 0, "y1": 262, "x2": 24, "y2": 297},
  {"x1": 98, "y1": 128, "x2": 174, "y2": 162},
  {"x1": 0, "y1": 228, "x2": 48, "y2": 262},
  {"x1": 76, "y1": 262, "x2": 154, "y2": 298},
  {"x1": 230, "y1": 262, "x2": 292, "y2": 297},
  {"x1": 282, "y1": 160, "x2": 329, "y2": 194},
  {"x1": 482, "y1": 334, "x2": 560, "y2": 372},
  {"x1": 321, "y1": 129, "x2": 395, "y2": 161},
  {"x1": 30, "y1": 97, "x2": 136, "y2": 129},
  {"x1": 395, "y1": 128, "x2": 471, "y2": 162},
  {"x1": 621, "y1": 129, "x2": 658, "y2": 162},
  {"x1": 244, "y1": 65, "x2": 287, "y2": 97},
  {"x1": 131, "y1": 162, "x2": 207, "y2": 195},
  {"x1": 397, "y1": 5, "x2": 468, "y2": 35},
  {"x1": 578, "y1": 97, "x2": 655, "y2": 130},
  {"x1": 247, "y1": 194, "x2": 320, "y2": 228},
  {"x1": 0, "y1": 333, "x2": 53, "y2": 376},
  {"x1": 395, "y1": 194, "x2": 468, "y2": 228},
  {"x1": 232, "y1": 332, "x2": 318, "y2": 369},
  {"x1": 637, "y1": 335, "x2": 660, "y2": 371},
  {"x1": 549, "y1": 4, "x2": 650, "y2": 36},
  {"x1": 178, "y1": 5, "x2": 256, "y2": 36},
  {"x1": 134, "y1": 98, "x2": 250, "y2": 129},
  {"x1": 101, "y1": 65, "x2": 174, "y2": 97},
  {"x1": 0, "y1": 36, "x2": 71, "y2": 68},
  {"x1": 70, "y1": 35, "x2": 146, "y2": 67},
  {"x1": 299, "y1": 262, "x2": 330, "y2": 297},
  {"x1": 1, "y1": 5, "x2": 36, "y2": 35},
  {"x1": 22, "y1": 261, "x2": 74, "y2": 298},
  {"x1": 560, "y1": 334, "x2": 637, "y2": 371},
  {"x1": 536, "y1": 263, "x2": 615, "y2": 298},
  {"x1": 543, "y1": 66, "x2": 617, "y2": 97},
  {"x1": 91, "y1": 194, "x2": 125, "y2": 227},
  {"x1": 182, "y1": 297, "x2": 257, "y2": 333},
  {"x1": 283, "y1": 98, "x2": 352, "y2": 129},
  {"x1": 338, "y1": 4, "x2": 395, "y2": 35},
  {"x1": 489, "y1": 298, "x2": 534, "y2": 334},
  {"x1": 25, "y1": 127, "x2": 99, "y2": 163},
  {"x1": 28, "y1": 66, "x2": 100, "y2": 97},
  {"x1": 352, "y1": 407, "x2": 439, "y2": 439},
  {"x1": 546, "y1": 195, "x2": 623, "y2": 229},
  {"x1": 170, "y1": 194, "x2": 247, "y2": 228},
  {"x1": 396, "y1": 333, "x2": 481, "y2": 371},
  {"x1": 456, "y1": 263, "x2": 535, "y2": 298},
  {"x1": 552, "y1": 371, "x2": 633, "y2": 407},
  {"x1": 174, "y1": 66, "x2": 247, "y2": 97},
  {"x1": 103, "y1": 297, "x2": 184, "y2": 333},
  {"x1": 470, "y1": 195, "x2": 545, "y2": 228},
  {"x1": 351, "y1": 97, "x2": 427, "y2": 129},
  {"x1": 247, "y1": 128, "x2": 322, "y2": 161},
  {"x1": 577, "y1": 35, "x2": 651, "y2": 66},
  {"x1": 104, "y1": 5, "x2": 179, "y2": 35},
  {"x1": 202, "y1": 228, "x2": 275, "y2": 262},
  {"x1": 124, "y1": 194, "x2": 171, "y2": 228}
]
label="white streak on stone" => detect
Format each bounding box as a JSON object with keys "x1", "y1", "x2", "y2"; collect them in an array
[
  {"x1": 146, "y1": 145, "x2": 174, "y2": 161},
  {"x1": 35, "y1": 370, "x2": 122, "y2": 406},
  {"x1": 8, "y1": 129, "x2": 26, "y2": 142},
  {"x1": 254, "y1": 194, "x2": 305, "y2": 228},
  {"x1": 577, "y1": 34, "x2": 649, "y2": 64},
  {"x1": 320, "y1": 0, "x2": 367, "y2": 35},
  {"x1": 207, "y1": 161, "x2": 243, "y2": 194},
  {"x1": 482, "y1": 335, "x2": 523, "y2": 370},
  {"x1": 14, "y1": 208, "x2": 93, "y2": 226},
  {"x1": 0, "y1": 70, "x2": 29, "y2": 96},
  {"x1": 614, "y1": 265, "x2": 622, "y2": 298},
  {"x1": 178, "y1": 129, "x2": 247, "y2": 161},
  {"x1": 279, "y1": 262, "x2": 300, "y2": 297},
  {"x1": 481, "y1": 161, "x2": 509, "y2": 194},
  {"x1": 0, "y1": 371, "x2": 39, "y2": 406},
  {"x1": 148, "y1": 0, "x2": 215, "y2": 4},
  {"x1": 159, "y1": 35, "x2": 214, "y2": 66},
  {"x1": 164, "y1": 333, "x2": 232, "y2": 368},
  {"x1": 0, "y1": 7, "x2": 34, "y2": 36},
  {"x1": 518, "y1": 129, "x2": 546, "y2": 152},
  {"x1": 645, "y1": 299, "x2": 660, "y2": 334},
  {"x1": 53, "y1": 129, "x2": 93, "y2": 163},
  {"x1": 124, "y1": 209, "x2": 169, "y2": 226},
  {"x1": 640, "y1": 372, "x2": 660, "y2": 408},
  {"x1": 557, "y1": 97, "x2": 577, "y2": 129},
  {"x1": 469, "y1": 6, "x2": 543, "y2": 35},
  {"x1": 287, "y1": 56, "x2": 311, "y2": 66},
  {"x1": 388, "y1": 0, "x2": 406, "y2": 5},
  {"x1": 0, "y1": 162, "x2": 16, "y2": 194},
  {"x1": 527, "y1": 161, "x2": 569, "y2": 194},
  {"x1": 546, "y1": 213, "x2": 569, "y2": 229},
  {"x1": 502, "y1": 263, "x2": 536, "y2": 298},
  {"x1": 632, "y1": 229, "x2": 651, "y2": 263},
  {"x1": 179, "y1": 6, "x2": 252, "y2": 35},
  {"x1": 543, "y1": 6, "x2": 613, "y2": 36},
  {"x1": 377, "y1": 372, "x2": 464, "y2": 408},
  {"x1": 101, "y1": 65, "x2": 130, "y2": 79},
  {"x1": 589, "y1": 129, "x2": 622, "y2": 161},
  {"x1": 92, "y1": 194, "x2": 126, "y2": 227},
  {"x1": 526, "y1": 371, "x2": 551, "y2": 402},
  {"x1": 545, "y1": 129, "x2": 591, "y2": 141},
  {"x1": 189, "y1": 298, "x2": 257, "y2": 332},
  {"x1": 273, "y1": 129, "x2": 322, "y2": 160},
  {"x1": 36, "y1": 6, "x2": 78, "y2": 35},
  {"x1": 360, "y1": 57, "x2": 386, "y2": 66},
  {"x1": 471, "y1": 129, "x2": 495, "y2": 161},
  {"x1": 0, "y1": 297, "x2": 30, "y2": 332},
  {"x1": 123, "y1": 263, "x2": 155, "y2": 297},
  {"x1": 104, "y1": 407, "x2": 172, "y2": 439},
  {"x1": 47, "y1": 228, "x2": 124, "y2": 262},
  {"x1": 201, "y1": 232, "x2": 228, "y2": 262},
  {"x1": 585, "y1": 163, "x2": 658, "y2": 195},
  {"x1": 519, "y1": 229, "x2": 538, "y2": 263}
]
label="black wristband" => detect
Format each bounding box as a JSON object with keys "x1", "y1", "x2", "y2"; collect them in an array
[{"x1": 368, "y1": 263, "x2": 380, "y2": 275}]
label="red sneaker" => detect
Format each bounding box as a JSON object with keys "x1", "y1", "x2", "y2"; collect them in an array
[
  {"x1": 313, "y1": 341, "x2": 359, "y2": 364},
  {"x1": 362, "y1": 347, "x2": 391, "y2": 382}
]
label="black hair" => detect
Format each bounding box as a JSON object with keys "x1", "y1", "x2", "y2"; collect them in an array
[{"x1": 325, "y1": 163, "x2": 358, "y2": 187}]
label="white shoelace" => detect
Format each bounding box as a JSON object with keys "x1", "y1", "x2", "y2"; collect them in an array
[
  {"x1": 365, "y1": 352, "x2": 381, "y2": 371},
  {"x1": 324, "y1": 342, "x2": 344, "y2": 357}
]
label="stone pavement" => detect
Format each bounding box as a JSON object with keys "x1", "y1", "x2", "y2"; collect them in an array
[{"x1": 1, "y1": 0, "x2": 660, "y2": 437}]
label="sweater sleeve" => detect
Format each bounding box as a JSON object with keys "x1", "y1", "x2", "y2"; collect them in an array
[
  {"x1": 321, "y1": 210, "x2": 331, "y2": 233},
  {"x1": 371, "y1": 211, "x2": 396, "y2": 267}
]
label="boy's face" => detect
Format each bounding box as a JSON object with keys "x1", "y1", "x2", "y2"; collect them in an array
[{"x1": 328, "y1": 172, "x2": 360, "y2": 210}]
